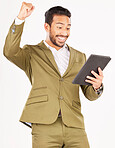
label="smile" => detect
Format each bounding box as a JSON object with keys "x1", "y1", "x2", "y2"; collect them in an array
[{"x1": 57, "y1": 36, "x2": 67, "y2": 42}]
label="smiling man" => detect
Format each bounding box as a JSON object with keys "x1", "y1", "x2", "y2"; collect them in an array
[
  {"x1": 45, "y1": 14, "x2": 71, "y2": 49},
  {"x1": 3, "y1": 2, "x2": 103, "y2": 148}
]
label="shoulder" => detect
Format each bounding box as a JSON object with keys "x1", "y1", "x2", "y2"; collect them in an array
[
  {"x1": 68, "y1": 45, "x2": 86, "y2": 62},
  {"x1": 23, "y1": 41, "x2": 44, "y2": 54}
]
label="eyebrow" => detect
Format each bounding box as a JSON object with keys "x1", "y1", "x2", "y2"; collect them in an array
[{"x1": 56, "y1": 22, "x2": 71, "y2": 26}]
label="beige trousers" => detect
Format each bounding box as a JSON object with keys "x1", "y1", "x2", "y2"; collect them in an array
[{"x1": 31, "y1": 117, "x2": 90, "y2": 148}]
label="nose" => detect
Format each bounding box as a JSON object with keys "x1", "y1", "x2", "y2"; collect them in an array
[{"x1": 60, "y1": 29, "x2": 68, "y2": 36}]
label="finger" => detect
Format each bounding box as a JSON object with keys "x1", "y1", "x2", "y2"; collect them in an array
[
  {"x1": 91, "y1": 70, "x2": 100, "y2": 79},
  {"x1": 26, "y1": 5, "x2": 35, "y2": 17},
  {"x1": 85, "y1": 77, "x2": 99, "y2": 84},
  {"x1": 86, "y1": 75, "x2": 103, "y2": 84},
  {"x1": 27, "y1": 6, "x2": 33, "y2": 11},
  {"x1": 98, "y1": 67, "x2": 103, "y2": 77},
  {"x1": 31, "y1": 6, "x2": 35, "y2": 11},
  {"x1": 27, "y1": 6, "x2": 35, "y2": 13},
  {"x1": 86, "y1": 76, "x2": 96, "y2": 82},
  {"x1": 28, "y1": 4, "x2": 34, "y2": 11},
  {"x1": 32, "y1": 6, "x2": 35, "y2": 10},
  {"x1": 23, "y1": 2, "x2": 33, "y2": 11},
  {"x1": 85, "y1": 79, "x2": 101, "y2": 89},
  {"x1": 85, "y1": 79, "x2": 94, "y2": 85}
]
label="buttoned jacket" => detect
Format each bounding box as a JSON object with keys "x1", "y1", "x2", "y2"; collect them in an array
[{"x1": 3, "y1": 21, "x2": 102, "y2": 128}]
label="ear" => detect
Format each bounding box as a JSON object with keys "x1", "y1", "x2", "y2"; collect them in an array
[{"x1": 44, "y1": 23, "x2": 50, "y2": 32}]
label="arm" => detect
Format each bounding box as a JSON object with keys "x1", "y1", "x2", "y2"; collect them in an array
[
  {"x1": 3, "y1": 21, "x2": 29, "y2": 71},
  {"x1": 80, "y1": 54, "x2": 104, "y2": 101},
  {"x1": 81, "y1": 84, "x2": 103, "y2": 101},
  {"x1": 3, "y1": 2, "x2": 35, "y2": 71}
]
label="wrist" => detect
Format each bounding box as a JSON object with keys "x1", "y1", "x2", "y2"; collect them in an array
[
  {"x1": 17, "y1": 15, "x2": 25, "y2": 20},
  {"x1": 95, "y1": 83, "x2": 103, "y2": 91},
  {"x1": 93, "y1": 83, "x2": 104, "y2": 95},
  {"x1": 15, "y1": 16, "x2": 25, "y2": 25}
]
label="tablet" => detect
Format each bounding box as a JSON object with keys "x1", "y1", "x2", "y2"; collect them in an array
[{"x1": 72, "y1": 54, "x2": 111, "y2": 85}]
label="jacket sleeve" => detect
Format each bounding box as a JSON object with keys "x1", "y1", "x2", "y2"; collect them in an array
[
  {"x1": 3, "y1": 20, "x2": 31, "y2": 72},
  {"x1": 80, "y1": 53, "x2": 103, "y2": 101}
]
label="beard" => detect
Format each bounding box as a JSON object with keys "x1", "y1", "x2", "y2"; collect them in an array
[{"x1": 49, "y1": 30, "x2": 68, "y2": 48}]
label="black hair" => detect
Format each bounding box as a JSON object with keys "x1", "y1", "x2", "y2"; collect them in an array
[{"x1": 45, "y1": 6, "x2": 71, "y2": 26}]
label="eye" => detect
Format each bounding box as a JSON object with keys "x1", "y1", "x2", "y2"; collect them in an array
[
  {"x1": 67, "y1": 28, "x2": 70, "y2": 30},
  {"x1": 57, "y1": 26, "x2": 62, "y2": 29}
]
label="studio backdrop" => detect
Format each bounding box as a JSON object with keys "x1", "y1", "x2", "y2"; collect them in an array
[{"x1": 0, "y1": 0, "x2": 115, "y2": 148}]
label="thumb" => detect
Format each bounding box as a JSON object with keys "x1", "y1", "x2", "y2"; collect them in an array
[{"x1": 27, "y1": 6, "x2": 35, "y2": 16}]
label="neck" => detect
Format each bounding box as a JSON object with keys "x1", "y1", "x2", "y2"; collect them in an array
[{"x1": 45, "y1": 39, "x2": 63, "y2": 51}]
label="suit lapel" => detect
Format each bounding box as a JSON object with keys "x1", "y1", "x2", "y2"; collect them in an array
[
  {"x1": 62, "y1": 45, "x2": 76, "y2": 77},
  {"x1": 38, "y1": 41, "x2": 76, "y2": 78},
  {"x1": 38, "y1": 41, "x2": 61, "y2": 76}
]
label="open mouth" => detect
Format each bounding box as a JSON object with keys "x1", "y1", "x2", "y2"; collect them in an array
[{"x1": 57, "y1": 36, "x2": 67, "y2": 42}]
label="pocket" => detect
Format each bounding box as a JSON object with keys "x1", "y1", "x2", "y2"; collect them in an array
[
  {"x1": 28, "y1": 86, "x2": 48, "y2": 99},
  {"x1": 26, "y1": 95, "x2": 48, "y2": 106},
  {"x1": 33, "y1": 86, "x2": 47, "y2": 90}
]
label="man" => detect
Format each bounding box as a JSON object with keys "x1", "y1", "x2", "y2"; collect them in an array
[{"x1": 3, "y1": 2, "x2": 103, "y2": 148}]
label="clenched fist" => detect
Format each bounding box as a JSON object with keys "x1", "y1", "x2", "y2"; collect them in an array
[{"x1": 17, "y1": 2, "x2": 35, "y2": 20}]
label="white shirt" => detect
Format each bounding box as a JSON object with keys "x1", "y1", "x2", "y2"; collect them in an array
[
  {"x1": 15, "y1": 17, "x2": 25, "y2": 25},
  {"x1": 44, "y1": 41, "x2": 70, "y2": 76},
  {"x1": 15, "y1": 17, "x2": 70, "y2": 77}
]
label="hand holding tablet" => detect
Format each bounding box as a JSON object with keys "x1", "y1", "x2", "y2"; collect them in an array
[
  {"x1": 72, "y1": 54, "x2": 111, "y2": 88},
  {"x1": 85, "y1": 67, "x2": 103, "y2": 90}
]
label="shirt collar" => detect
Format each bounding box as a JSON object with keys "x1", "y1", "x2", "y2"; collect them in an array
[{"x1": 43, "y1": 40, "x2": 68, "y2": 53}]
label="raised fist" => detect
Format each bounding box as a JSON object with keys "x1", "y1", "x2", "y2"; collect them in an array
[{"x1": 17, "y1": 2, "x2": 35, "y2": 20}]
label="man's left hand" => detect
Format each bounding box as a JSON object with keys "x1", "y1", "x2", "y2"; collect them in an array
[{"x1": 85, "y1": 67, "x2": 103, "y2": 90}]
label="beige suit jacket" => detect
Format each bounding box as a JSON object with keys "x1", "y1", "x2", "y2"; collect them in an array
[{"x1": 3, "y1": 21, "x2": 102, "y2": 128}]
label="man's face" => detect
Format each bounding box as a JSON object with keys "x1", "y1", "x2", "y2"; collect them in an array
[{"x1": 46, "y1": 15, "x2": 71, "y2": 48}]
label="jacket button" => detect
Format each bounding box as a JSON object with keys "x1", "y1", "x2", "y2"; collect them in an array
[
  {"x1": 59, "y1": 96, "x2": 64, "y2": 100},
  {"x1": 59, "y1": 78, "x2": 64, "y2": 81}
]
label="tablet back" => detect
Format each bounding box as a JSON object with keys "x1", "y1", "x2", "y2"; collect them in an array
[{"x1": 72, "y1": 54, "x2": 111, "y2": 85}]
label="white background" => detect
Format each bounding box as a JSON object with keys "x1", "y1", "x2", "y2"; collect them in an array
[{"x1": 0, "y1": 0, "x2": 115, "y2": 147}]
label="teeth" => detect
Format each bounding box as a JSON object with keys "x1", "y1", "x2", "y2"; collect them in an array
[{"x1": 58, "y1": 37, "x2": 65, "y2": 41}]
